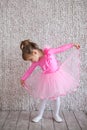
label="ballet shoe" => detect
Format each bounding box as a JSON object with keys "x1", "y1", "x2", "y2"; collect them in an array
[
  {"x1": 53, "y1": 114, "x2": 63, "y2": 123},
  {"x1": 32, "y1": 115, "x2": 42, "y2": 123}
]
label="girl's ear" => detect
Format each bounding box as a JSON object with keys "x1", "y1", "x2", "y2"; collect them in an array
[{"x1": 32, "y1": 49, "x2": 38, "y2": 55}]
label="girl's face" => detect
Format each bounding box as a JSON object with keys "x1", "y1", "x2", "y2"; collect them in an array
[{"x1": 26, "y1": 49, "x2": 43, "y2": 62}]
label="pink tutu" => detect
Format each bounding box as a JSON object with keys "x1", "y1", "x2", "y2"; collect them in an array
[{"x1": 24, "y1": 49, "x2": 80, "y2": 100}]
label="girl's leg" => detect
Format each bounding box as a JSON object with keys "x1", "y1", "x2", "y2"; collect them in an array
[
  {"x1": 53, "y1": 97, "x2": 63, "y2": 122},
  {"x1": 32, "y1": 99, "x2": 48, "y2": 122}
]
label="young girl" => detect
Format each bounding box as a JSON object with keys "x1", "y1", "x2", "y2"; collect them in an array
[{"x1": 20, "y1": 39, "x2": 80, "y2": 123}]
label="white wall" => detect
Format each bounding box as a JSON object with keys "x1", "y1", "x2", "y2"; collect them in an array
[{"x1": 0, "y1": 0, "x2": 87, "y2": 111}]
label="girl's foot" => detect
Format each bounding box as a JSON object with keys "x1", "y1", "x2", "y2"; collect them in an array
[
  {"x1": 53, "y1": 114, "x2": 63, "y2": 123},
  {"x1": 32, "y1": 115, "x2": 42, "y2": 123}
]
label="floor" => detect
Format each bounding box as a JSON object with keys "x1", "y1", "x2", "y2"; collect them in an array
[{"x1": 0, "y1": 110, "x2": 87, "y2": 130}]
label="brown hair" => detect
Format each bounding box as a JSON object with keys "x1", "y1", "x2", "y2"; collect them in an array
[{"x1": 20, "y1": 39, "x2": 42, "y2": 60}]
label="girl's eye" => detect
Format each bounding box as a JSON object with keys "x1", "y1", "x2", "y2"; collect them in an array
[{"x1": 30, "y1": 59, "x2": 33, "y2": 61}]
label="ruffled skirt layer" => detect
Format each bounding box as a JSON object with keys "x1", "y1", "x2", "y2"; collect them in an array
[{"x1": 24, "y1": 50, "x2": 80, "y2": 100}]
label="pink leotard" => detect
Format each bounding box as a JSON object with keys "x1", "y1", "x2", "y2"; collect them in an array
[{"x1": 21, "y1": 43, "x2": 74, "y2": 80}]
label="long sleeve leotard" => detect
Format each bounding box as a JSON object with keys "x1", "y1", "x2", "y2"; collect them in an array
[{"x1": 21, "y1": 43, "x2": 74, "y2": 80}]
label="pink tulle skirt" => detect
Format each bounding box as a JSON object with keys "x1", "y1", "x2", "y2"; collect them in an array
[{"x1": 24, "y1": 49, "x2": 80, "y2": 100}]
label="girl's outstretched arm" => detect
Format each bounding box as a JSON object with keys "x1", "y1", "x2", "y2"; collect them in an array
[
  {"x1": 49, "y1": 43, "x2": 74, "y2": 54},
  {"x1": 21, "y1": 62, "x2": 38, "y2": 81}
]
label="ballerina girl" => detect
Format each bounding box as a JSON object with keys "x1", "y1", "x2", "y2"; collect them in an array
[{"x1": 20, "y1": 39, "x2": 80, "y2": 123}]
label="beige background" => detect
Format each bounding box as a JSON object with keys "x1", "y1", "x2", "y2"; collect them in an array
[{"x1": 0, "y1": 0, "x2": 87, "y2": 111}]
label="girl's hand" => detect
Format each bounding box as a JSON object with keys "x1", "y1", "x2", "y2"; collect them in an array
[
  {"x1": 73, "y1": 44, "x2": 80, "y2": 49},
  {"x1": 20, "y1": 79, "x2": 25, "y2": 86}
]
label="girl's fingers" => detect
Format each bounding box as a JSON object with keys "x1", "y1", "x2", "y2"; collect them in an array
[
  {"x1": 77, "y1": 44, "x2": 80, "y2": 49},
  {"x1": 20, "y1": 80, "x2": 25, "y2": 86},
  {"x1": 74, "y1": 44, "x2": 80, "y2": 49}
]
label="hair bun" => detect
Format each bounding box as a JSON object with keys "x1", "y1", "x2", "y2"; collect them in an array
[{"x1": 20, "y1": 39, "x2": 30, "y2": 50}]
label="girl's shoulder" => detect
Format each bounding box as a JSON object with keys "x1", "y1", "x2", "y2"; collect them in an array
[{"x1": 43, "y1": 44, "x2": 52, "y2": 55}]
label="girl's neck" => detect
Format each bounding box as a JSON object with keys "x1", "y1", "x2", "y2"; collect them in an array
[{"x1": 39, "y1": 50, "x2": 44, "y2": 60}]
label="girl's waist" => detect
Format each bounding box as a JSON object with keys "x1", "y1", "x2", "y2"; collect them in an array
[{"x1": 43, "y1": 67, "x2": 60, "y2": 74}]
